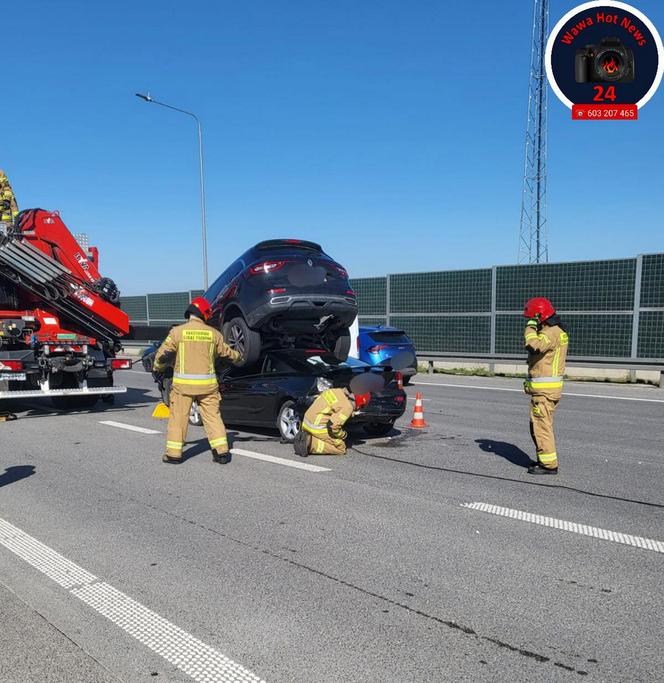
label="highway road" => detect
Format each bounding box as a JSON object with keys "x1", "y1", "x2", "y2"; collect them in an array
[{"x1": 1, "y1": 369, "x2": 663, "y2": 682}]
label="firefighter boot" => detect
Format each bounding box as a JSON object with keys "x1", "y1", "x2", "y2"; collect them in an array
[
  {"x1": 212, "y1": 449, "x2": 232, "y2": 465},
  {"x1": 162, "y1": 453, "x2": 182, "y2": 465},
  {"x1": 527, "y1": 463, "x2": 558, "y2": 475},
  {"x1": 293, "y1": 430, "x2": 310, "y2": 458}
]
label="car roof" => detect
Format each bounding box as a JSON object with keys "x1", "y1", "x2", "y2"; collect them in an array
[{"x1": 359, "y1": 325, "x2": 406, "y2": 334}]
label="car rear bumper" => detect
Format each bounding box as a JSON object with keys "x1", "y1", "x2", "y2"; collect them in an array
[{"x1": 246, "y1": 294, "x2": 358, "y2": 329}]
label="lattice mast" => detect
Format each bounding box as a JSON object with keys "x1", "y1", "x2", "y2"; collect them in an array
[{"x1": 519, "y1": 0, "x2": 549, "y2": 264}]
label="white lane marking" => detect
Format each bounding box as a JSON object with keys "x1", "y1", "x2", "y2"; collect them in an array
[
  {"x1": 0, "y1": 516, "x2": 265, "y2": 682},
  {"x1": 413, "y1": 381, "x2": 664, "y2": 403},
  {"x1": 0, "y1": 518, "x2": 97, "y2": 588},
  {"x1": 99, "y1": 420, "x2": 161, "y2": 435},
  {"x1": 231, "y1": 448, "x2": 331, "y2": 472},
  {"x1": 73, "y1": 582, "x2": 265, "y2": 683},
  {"x1": 462, "y1": 502, "x2": 664, "y2": 554}
]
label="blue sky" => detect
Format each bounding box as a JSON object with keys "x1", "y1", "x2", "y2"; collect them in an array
[{"x1": 4, "y1": 1, "x2": 663, "y2": 294}]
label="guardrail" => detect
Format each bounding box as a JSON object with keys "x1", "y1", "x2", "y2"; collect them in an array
[{"x1": 417, "y1": 353, "x2": 664, "y2": 388}]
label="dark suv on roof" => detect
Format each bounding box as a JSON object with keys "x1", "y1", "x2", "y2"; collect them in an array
[{"x1": 204, "y1": 239, "x2": 358, "y2": 367}]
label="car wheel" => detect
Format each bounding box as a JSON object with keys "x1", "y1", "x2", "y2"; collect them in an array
[
  {"x1": 223, "y1": 317, "x2": 261, "y2": 368},
  {"x1": 142, "y1": 356, "x2": 153, "y2": 373},
  {"x1": 277, "y1": 400, "x2": 301, "y2": 443},
  {"x1": 331, "y1": 328, "x2": 351, "y2": 361},
  {"x1": 363, "y1": 421, "x2": 395, "y2": 437},
  {"x1": 189, "y1": 401, "x2": 203, "y2": 426},
  {"x1": 403, "y1": 376, "x2": 411, "y2": 386}
]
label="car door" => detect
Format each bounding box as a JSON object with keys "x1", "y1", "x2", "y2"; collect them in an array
[{"x1": 219, "y1": 365, "x2": 270, "y2": 427}]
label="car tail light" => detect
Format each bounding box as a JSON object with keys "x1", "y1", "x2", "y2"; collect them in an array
[
  {"x1": 249, "y1": 260, "x2": 287, "y2": 275},
  {"x1": 268, "y1": 288, "x2": 287, "y2": 294},
  {"x1": 354, "y1": 392, "x2": 371, "y2": 409},
  {"x1": 395, "y1": 371, "x2": 404, "y2": 390},
  {"x1": 367, "y1": 345, "x2": 388, "y2": 354},
  {"x1": 111, "y1": 359, "x2": 132, "y2": 370},
  {"x1": 285, "y1": 239, "x2": 302, "y2": 243},
  {"x1": 394, "y1": 395, "x2": 405, "y2": 403},
  {"x1": 334, "y1": 264, "x2": 348, "y2": 278},
  {"x1": 346, "y1": 289, "x2": 356, "y2": 296},
  {"x1": 0, "y1": 360, "x2": 23, "y2": 371}
]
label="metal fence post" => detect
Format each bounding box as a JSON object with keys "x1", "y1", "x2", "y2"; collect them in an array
[
  {"x1": 630, "y1": 255, "x2": 643, "y2": 382},
  {"x1": 145, "y1": 294, "x2": 151, "y2": 326},
  {"x1": 386, "y1": 274, "x2": 391, "y2": 326},
  {"x1": 490, "y1": 266, "x2": 497, "y2": 355},
  {"x1": 630, "y1": 255, "x2": 643, "y2": 358}
]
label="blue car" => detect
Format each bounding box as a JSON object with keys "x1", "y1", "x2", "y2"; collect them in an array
[{"x1": 357, "y1": 326, "x2": 417, "y2": 384}]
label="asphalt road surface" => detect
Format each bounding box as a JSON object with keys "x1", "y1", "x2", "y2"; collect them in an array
[{"x1": 1, "y1": 369, "x2": 663, "y2": 682}]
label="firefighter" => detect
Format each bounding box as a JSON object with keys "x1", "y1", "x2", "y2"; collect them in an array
[
  {"x1": 293, "y1": 384, "x2": 358, "y2": 456},
  {"x1": 0, "y1": 170, "x2": 19, "y2": 224},
  {"x1": 153, "y1": 297, "x2": 242, "y2": 465},
  {"x1": 523, "y1": 297, "x2": 569, "y2": 475}
]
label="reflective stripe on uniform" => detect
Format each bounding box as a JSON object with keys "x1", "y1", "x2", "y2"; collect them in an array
[
  {"x1": 315, "y1": 438, "x2": 326, "y2": 453},
  {"x1": 560, "y1": 332, "x2": 569, "y2": 346},
  {"x1": 302, "y1": 418, "x2": 328, "y2": 435},
  {"x1": 338, "y1": 412, "x2": 349, "y2": 424},
  {"x1": 527, "y1": 376, "x2": 563, "y2": 389},
  {"x1": 538, "y1": 452, "x2": 557, "y2": 464},
  {"x1": 173, "y1": 371, "x2": 217, "y2": 386},
  {"x1": 322, "y1": 390, "x2": 338, "y2": 405},
  {"x1": 179, "y1": 341, "x2": 185, "y2": 374},
  {"x1": 552, "y1": 347, "x2": 561, "y2": 377},
  {"x1": 174, "y1": 372, "x2": 216, "y2": 380},
  {"x1": 525, "y1": 333, "x2": 539, "y2": 341},
  {"x1": 209, "y1": 437, "x2": 228, "y2": 449},
  {"x1": 166, "y1": 440, "x2": 183, "y2": 451}
]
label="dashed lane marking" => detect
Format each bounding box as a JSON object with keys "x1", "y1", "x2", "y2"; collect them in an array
[
  {"x1": 231, "y1": 448, "x2": 331, "y2": 472},
  {"x1": 462, "y1": 502, "x2": 664, "y2": 554},
  {"x1": 97, "y1": 423, "x2": 330, "y2": 473},
  {"x1": 0, "y1": 516, "x2": 266, "y2": 682},
  {"x1": 99, "y1": 420, "x2": 161, "y2": 435},
  {"x1": 413, "y1": 381, "x2": 664, "y2": 403}
]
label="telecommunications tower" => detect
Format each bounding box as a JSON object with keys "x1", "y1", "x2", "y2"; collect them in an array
[{"x1": 518, "y1": 0, "x2": 550, "y2": 264}]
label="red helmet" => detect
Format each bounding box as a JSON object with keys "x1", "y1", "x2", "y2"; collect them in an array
[
  {"x1": 524, "y1": 297, "x2": 555, "y2": 321},
  {"x1": 186, "y1": 296, "x2": 212, "y2": 322}
]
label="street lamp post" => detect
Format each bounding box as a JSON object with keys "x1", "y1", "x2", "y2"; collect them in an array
[{"x1": 135, "y1": 92, "x2": 209, "y2": 290}]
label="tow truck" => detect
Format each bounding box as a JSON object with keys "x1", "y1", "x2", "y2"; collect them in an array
[{"x1": 0, "y1": 172, "x2": 130, "y2": 407}]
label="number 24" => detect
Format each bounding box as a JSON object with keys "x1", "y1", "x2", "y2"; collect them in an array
[{"x1": 593, "y1": 86, "x2": 617, "y2": 102}]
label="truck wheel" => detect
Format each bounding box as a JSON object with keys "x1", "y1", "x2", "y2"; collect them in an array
[
  {"x1": 277, "y1": 400, "x2": 300, "y2": 443},
  {"x1": 332, "y1": 329, "x2": 351, "y2": 361},
  {"x1": 223, "y1": 317, "x2": 261, "y2": 368},
  {"x1": 363, "y1": 421, "x2": 395, "y2": 437}
]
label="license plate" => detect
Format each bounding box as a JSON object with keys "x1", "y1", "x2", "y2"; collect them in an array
[{"x1": 0, "y1": 373, "x2": 26, "y2": 381}]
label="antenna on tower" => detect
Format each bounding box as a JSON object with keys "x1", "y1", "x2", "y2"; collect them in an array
[{"x1": 519, "y1": 0, "x2": 549, "y2": 264}]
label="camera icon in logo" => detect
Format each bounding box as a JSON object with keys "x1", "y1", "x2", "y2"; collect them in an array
[{"x1": 575, "y1": 37, "x2": 635, "y2": 83}]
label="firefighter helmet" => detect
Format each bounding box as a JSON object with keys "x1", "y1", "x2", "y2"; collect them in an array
[
  {"x1": 185, "y1": 296, "x2": 212, "y2": 322},
  {"x1": 524, "y1": 297, "x2": 555, "y2": 321}
]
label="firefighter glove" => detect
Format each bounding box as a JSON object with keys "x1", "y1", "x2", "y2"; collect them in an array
[{"x1": 526, "y1": 318, "x2": 539, "y2": 328}]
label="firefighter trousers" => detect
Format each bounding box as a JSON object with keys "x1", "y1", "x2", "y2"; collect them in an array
[
  {"x1": 304, "y1": 432, "x2": 347, "y2": 455},
  {"x1": 165, "y1": 387, "x2": 229, "y2": 459},
  {"x1": 529, "y1": 395, "x2": 559, "y2": 469}
]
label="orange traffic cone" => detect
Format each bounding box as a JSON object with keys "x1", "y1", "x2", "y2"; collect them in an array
[{"x1": 410, "y1": 392, "x2": 428, "y2": 428}]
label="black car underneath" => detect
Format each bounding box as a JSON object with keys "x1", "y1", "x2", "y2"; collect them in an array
[{"x1": 156, "y1": 350, "x2": 407, "y2": 442}]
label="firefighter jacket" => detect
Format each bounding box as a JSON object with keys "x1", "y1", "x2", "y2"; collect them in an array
[
  {"x1": 153, "y1": 317, "x2": 241, "y2": 396},
  {"x1": 301, "y1": 388, "x2": 354, "y2": 441},
  {"x1": 524, "y1": 323, "x2": 569, "y2": 398}
]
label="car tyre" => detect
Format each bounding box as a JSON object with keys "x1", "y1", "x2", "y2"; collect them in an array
[
  {"x1": 363, "y1": 421, "x2": 395, "y2": 437},
  {"x1": 277, "y1": 400, "x2": 301, "y2": 443},
  {"x1": 189, "y1": 401, "x2": 203, "y2": 426},
  {"x1": 142, "y1": 356, "x2": 153, "y2": 373},
  {"x1": 332, "y1": 328, "x2": 351, "y2": 361},
  {"x1": 223, "y1": 316, "x2": 261, "y2": 368}
]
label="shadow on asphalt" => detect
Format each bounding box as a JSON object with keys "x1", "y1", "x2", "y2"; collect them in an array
[
  {"x1": 351, "y1": 450, "x2": 664, "y2": 510},
  {"x1": 475, "y1": 439, "x2": 536, "y2": 469},
  {"x1": 0, "y1": 465, "x2": 35, "y2": 488}
]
